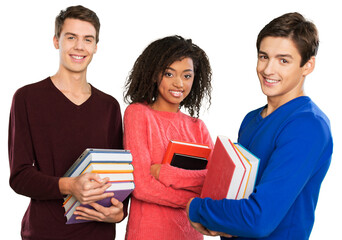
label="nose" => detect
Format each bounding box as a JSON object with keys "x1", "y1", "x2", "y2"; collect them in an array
[
  {"x1": 262, "y1": 59, "x2": 276, "y2": 76},
  {"x1": 173, "y1": 76, "x2": 183, "y2": 88},
  {"x1": 74, "y1": 39, "x2": 84, "y2": 51}
]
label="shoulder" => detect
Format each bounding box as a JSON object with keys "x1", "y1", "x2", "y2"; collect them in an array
[
  {"x1": 286, "y1": 98, "x2": 330, "y2": 132},
  {"x1": 244, "y1": 106, "x2": 264, "y2": 120},
  {"x1": 91, "y1": 85, "x2": 120, "y2": 110},
  {"x1": 124, "y1": 103, "x2": 149, "y2": 115},
  {"x1": 240, "y1": 106, "x2": 264, "y2": 129},
  {"x1": 278, "y1": 98, "x2": 332, "y2": 146},
  {"x1": 124, "y1": 103, "x2": 150, "y2": 121},
  {"x1": 12, "y1": 77, "x2": 51, "y2": 102}
]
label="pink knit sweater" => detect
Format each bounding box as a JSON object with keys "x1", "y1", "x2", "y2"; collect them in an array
[{"x1": 123, "y1": 103, "x2": 213, "y2": 240}]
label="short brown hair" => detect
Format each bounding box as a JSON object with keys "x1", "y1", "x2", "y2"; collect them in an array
[
  {"x1": 256, "y1": 12, "x2": 319, "y2": 67},
  {"x1": 55, "y1": 5, "x2": 100, "y2": 43}
]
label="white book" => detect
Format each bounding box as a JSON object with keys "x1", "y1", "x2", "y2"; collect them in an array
[
  {"x1": 234, "y1": 143, "x2": 260, "y2": 199},
  {"x1": 64, "y1": 148, "x2": 132, "y2": 177}
]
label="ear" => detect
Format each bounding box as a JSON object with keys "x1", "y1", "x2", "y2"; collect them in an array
[
  {"x1": 53, "y1": 36, "x2": 59, "y2": 49},
  {"x1": 303, "y1": 56, "x2": 315, "y2": 77}
]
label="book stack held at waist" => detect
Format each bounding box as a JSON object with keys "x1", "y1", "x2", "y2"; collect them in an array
[{"x1": 63, "y1": 149, "x2": 135, "y2": 224}]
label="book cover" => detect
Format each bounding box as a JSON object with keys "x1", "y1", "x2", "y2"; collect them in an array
[
  {"x1": 201, "y1": 136, "x2": 246, "y2": 200},
  {"x1": 234, "y1": 143, "x2": 260, "y2": 198},
  {"x1": 162, "y1": 140, "x2": 211, "y2": 166},
  {"x1": 65, "y1": 182, "x2": 135, "y2": 224},
  {"x1": 64, "y1": 149, "x2": 132, "y2": 177},
  {"x1": 170, "y1": 153, "x2": 208, "y2": 170}
]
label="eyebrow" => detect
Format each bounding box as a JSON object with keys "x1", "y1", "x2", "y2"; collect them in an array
[
  {"x1": 258, "y1": 51, "x2": 293, "y2": 59},
  {"x1": 64, "y1": 32, "x2": 95, "y2": 39},
  {"x1": 166, "y1": 67, "x2": 193, "y2": 72}
]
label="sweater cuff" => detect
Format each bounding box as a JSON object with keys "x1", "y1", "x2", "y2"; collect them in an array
[{"x1": 189, "y1": 197, "x2": 202, "y2": 223}]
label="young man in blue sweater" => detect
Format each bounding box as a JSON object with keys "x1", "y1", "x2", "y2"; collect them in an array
[{"x1": 186, "y1": 12, "x2": 333, "y2": 239}]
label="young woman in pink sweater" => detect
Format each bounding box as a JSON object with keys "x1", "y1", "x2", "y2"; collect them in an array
[{"x1": 123, "y1": 35, "x2": 213, "y2": 240}]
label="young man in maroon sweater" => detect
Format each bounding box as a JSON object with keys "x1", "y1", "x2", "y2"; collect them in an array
[{"x1": 8, "y1": 5, "x2": 127, "y2": 240}]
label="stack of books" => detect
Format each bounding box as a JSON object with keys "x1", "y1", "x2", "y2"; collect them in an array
[
  {"x1": 201, "y1": 136, "x2": 260, "y2": 200},
  {"x1": 63, "y1": 149, "x2": 135, "y2": 224}
]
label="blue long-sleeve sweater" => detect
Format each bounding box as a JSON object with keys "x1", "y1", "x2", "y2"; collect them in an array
[{"x1": 189, "y1": 96, "x2": 333, "y2": 239}]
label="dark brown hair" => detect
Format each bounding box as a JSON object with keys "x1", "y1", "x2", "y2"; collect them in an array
[
  {"x1": 124, "y1": 35, "x2": 212, "y2": 118},
  {"x1": 55, "y1": 5, "x2": 100, "y2": 43},
  {"x1": 257, "y1": 12, "x2": 319, "y2": 66}
]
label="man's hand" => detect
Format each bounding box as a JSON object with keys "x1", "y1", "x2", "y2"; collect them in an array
[
  {"x1": 73, "y1": 197, "x2": 124, "y2": 223},
  {"x1": 186, "y1": 198, "x2": 234, "y2": 238},
  {"x1": 59, "y1": 173, "x2": 114, "y2": 205}
]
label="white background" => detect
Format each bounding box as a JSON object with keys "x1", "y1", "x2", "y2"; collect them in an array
[{"x1": 1, "y1": 0, "x2": 341, "y2": 239}]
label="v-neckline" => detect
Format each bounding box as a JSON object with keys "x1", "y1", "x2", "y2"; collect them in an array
[{"x1": 48, "y1": 77, "x2": 94, "y2": 108}]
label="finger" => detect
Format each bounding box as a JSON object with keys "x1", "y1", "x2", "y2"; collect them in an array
[
  {"x1": 74, "y1": 209, "x2": 103, "y2": 222},
  {"x1": 75, "y1": 205, "x2": 105, "y2": 221},
  {"x1": 208, "y1": 230, "x2": 220, "y2": 236},
  {"x1": 88, "y1": 173, "x2": 106, "y2": 184},
  {"x1": 110, "y1": 197, "x2": 123, "y2": 208},
  {"x1": 82, "y1": 182, "x2": 112, "y2": 197},
  {"x1": 190, "y1": 222, "x2": 212, "y2": 236},
  {"x1": 88, "y1": 202, "x2": 105, "y2": 212},
  {"x1": 79, "y1": 191, "x2": 114, "y2": 205}
]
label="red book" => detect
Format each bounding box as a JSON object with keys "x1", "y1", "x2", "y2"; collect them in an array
[
  {"x1": 201, "y1": 136, "x2": 246, "y2": 200},
  {"x1": 162, "y1": 140, "x2": 211, "y2": 166}
]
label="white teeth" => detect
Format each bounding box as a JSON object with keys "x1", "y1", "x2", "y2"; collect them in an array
[
  {"x1": 72, "y1": 55, "x2": 84, "y2": 60},
  {"x1": 170, "y1": 91, "x2": 183, "y2": 97},
  {"x1": 266, "y1": 78, "x2": 279, "y2": 83}
]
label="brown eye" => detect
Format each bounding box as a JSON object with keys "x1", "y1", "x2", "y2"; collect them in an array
[{"x1": 164, "y1": 72, "x2": 173, "y2": 77}]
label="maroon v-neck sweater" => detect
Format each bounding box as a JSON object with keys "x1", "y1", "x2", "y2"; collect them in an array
[{"x1": 8, "y1": 77, "x2": 124, "y2": 240}]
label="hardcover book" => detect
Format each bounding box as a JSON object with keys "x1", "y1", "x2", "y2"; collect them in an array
[
  {"x1": 201, "y1": 136, "x2": 255, "y2": 200},
  {"x1": 162, "y1": 140, "x2": 211, "y2": 170}
]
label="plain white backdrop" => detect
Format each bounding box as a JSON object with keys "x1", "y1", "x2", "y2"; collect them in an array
[{"x1": 1, "y1": 0, "x2": 341, "y2": 239}]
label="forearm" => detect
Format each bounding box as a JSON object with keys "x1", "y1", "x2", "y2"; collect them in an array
[
  {"x1": 189, "y1": 196, "x2": 267, "y2": 238},
  {"x1": 158, "y1": 164, "x2": 207, "y2": 193},
  {"x1": 133, "y1": 171, "x2": 200, "y2": 208},
  {"x1": 10, "y1": 166, "x2": 62, "y2": 200}
]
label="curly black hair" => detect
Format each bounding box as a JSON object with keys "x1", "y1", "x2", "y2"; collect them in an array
[{"x1": 124, "y1": 35, "x2": 212, "y2": 118}]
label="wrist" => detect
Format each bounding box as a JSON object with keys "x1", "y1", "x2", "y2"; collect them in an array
[
  {"x1": 58, "y1": 177, "x2": 74, "y2": 195},
  {"x1": 188, "y1": 197, "x2": 202, "y2": 223}
]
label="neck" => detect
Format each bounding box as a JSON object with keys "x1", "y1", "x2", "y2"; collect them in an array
[
  {"x1": 51, "y1": 69, "x2": 88, "y2": 94},
  {"x1": 263, "y1": 92, "x2": 305, "y2": 118},
  {"x1": 50, "y1": 69, "x2": 91, "y2": 105},
  {"x1": 150, "y1": 101, "x2": 180, "y2": 113}
]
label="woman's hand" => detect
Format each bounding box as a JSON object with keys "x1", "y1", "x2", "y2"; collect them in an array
[{"x1": 150, "y1": 164, "x2": 162, "y2": 180}]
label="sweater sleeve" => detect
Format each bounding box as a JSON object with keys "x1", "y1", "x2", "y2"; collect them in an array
[
  {"x1": 123, "y1": 104, "x2": 200, "y2": 208},
  {"x1": 158, "y1": 120, "x2": 213, "y2": 194},
  {"x1": 8, "y1": 88, "x2": 62, "y2": 200},
  {"x1": 189, "y1": 114, "x2": 333, "y2": 238}
]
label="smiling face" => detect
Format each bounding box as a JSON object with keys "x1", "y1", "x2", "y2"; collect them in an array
[
  {"x1": 257, "y1": 36, "x2": 314, "y2": 107},
  {"x1": 151, "y1": 57, "x2": 194, "y2": 112},
  {"x1": 53, "y1": 18, "x2": 97, "y2": 75}
]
